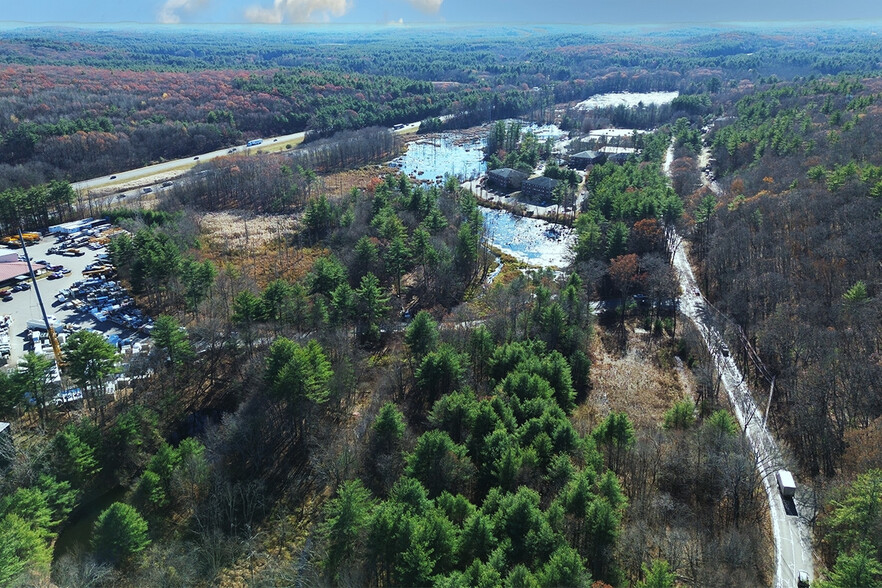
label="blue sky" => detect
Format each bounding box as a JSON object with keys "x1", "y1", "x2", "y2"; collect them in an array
[{"x1": 6, "y1": 0, "x2": 882, "y2": 25}]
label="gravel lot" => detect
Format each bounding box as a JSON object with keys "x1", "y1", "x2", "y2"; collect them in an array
[{"x1": 1, "y1": 233, "x2": 148, "y2": 369}]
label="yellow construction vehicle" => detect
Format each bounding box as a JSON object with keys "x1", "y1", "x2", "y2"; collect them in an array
[{"x1": 19, "y1": 230, "x2": 64, "y2": 367}]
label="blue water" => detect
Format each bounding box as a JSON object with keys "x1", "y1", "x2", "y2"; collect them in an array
[
  {"x1": 388, "y1": 135, "x2": 486, "y2": 182},
  {"x1": 388, "y1": 122, "x2": 567, "y2": 183},
  {"x1": 481, "y1": 207, "x2": 574, "y2": 268},
  {"x1": 389, "y1": 125, "x2": 574, "y2": 268}
]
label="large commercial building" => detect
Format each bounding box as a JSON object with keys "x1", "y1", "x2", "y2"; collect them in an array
[
  {"x1": 522, "y1": 176, "x2": 560, "y2": 203},
  {"x1": 0, "y1": 253, "x2": 46, "y2": 285},
  {"x1": 487, "y1": 167, "x2": 528, "y2": 191}
]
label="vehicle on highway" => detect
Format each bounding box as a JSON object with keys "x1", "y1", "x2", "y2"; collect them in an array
[
  {"x1": 110, "y1": 175, "x2": 117, "y2": 179},
  {"x1": 720, "y1": 343, "x2": 730, "y2": 357},
  {"x1": 247, "y1": 139, "x2": 263, "y2": 147},
  {"x1": 228, "y1": 147, "x2": 237, "y2": 153},
  {"x1": 193, "y1": 156, "x2": 199, "y2": 160},
  {"x1": 797, "y1": 570, "x2": 809, "y2": 587},
  {"x1": 161, "y1": 181, "x2": 173, "y2": 188},
  {"x1": 142, "y1": 187, "x2": 153, "y2": 194}
]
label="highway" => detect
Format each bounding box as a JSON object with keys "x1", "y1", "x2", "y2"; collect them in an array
[
  {"x1": 665, "y1": 143, "x2": 814, "y2": 588},
  {"x1": 69, "y1": 120, "x2": 424, "y2": 198},
  {"x1": 70, "y1": 131, "x2": 309, "y2": 195}
]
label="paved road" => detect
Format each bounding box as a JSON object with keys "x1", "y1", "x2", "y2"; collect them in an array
[
  {"x1": 665, "y1": 143, "x2": 814, "y2": 588},
  {"x1": 71, "y1": 131, "x2": 310, "y2": 196},
  {"x1": 70, "y1": 121, "x2": 424, "y2": 198}
]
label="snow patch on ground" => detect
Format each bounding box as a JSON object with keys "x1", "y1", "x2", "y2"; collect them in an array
[
  {"x1": 577, "y1": 91, "x2": 679, "y2": 111},
  {"x1": 588, "y1": 128, "x2": 649, "y2": 139}
]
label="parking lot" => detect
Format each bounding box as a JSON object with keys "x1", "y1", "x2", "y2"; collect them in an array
[{"x1": 0, "y1": 230, "x2": 151, "y2": 369}]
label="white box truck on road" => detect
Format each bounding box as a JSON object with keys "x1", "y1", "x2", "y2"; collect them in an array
[{"x1": 776, "y1": 469, "x2": 797, "y2": 498}]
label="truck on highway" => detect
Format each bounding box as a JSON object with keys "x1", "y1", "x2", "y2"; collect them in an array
[
  {"x1": 776, "y1": 469, "x2": 797, "y2": 498},
  {"x1": 247, "y1": 139, "x2": 263, "y2": 147}
]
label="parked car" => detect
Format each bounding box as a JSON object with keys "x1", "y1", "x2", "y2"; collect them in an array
[{"x1": 2, "y1": 296, "x2": 12, "y2": 302}]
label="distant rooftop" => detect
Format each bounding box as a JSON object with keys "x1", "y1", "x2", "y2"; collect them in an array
[
  {"x1": 0, "y1": 254, "x2": 45, "y2": 283},
  {"x1": 525, "y1": 176, "x2": 560, "y2": 189},
  {"x1": 489, "y1": 167, "x2": 527, "y2": 179},
  {"x1": 572, "y1": 150, "x2": 602, "y2": 158}
]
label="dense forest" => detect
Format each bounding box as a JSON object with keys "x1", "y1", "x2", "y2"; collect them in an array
[
  {"x1": 3, "y1": 25, "x2": 882, "y2": 187},
  {"x1": 672, "y1": 75, "x2": 882, "y2": 586},
  {"x1": 2, "y1": 22, "x2": 882, "y2": 588}
]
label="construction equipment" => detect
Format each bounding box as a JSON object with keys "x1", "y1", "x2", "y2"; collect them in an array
[
  {"x1": 19, "y1": 229, "x2": 64, "y2": 366},
  {"x1": 1, "y1": 233, "x2": 41, "y2": 247}
]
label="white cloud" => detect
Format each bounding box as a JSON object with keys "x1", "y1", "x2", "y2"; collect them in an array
[
  {"x1": 245, "y1": 0, "x2": 352, "y2": 23},
  {"x1": 158, "y1": 0, "x2": 210, "y2": 23},
  {"x1": 405, "y1": 0, "x2": 443, "y2": 14}
]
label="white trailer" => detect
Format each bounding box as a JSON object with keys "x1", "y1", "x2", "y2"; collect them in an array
[
  {"x1": 26, "y1": 317, "x2": 64, "y2": 332},
  {"x1": 776, "y1": 469, "x2": 797, "y2": 498}
]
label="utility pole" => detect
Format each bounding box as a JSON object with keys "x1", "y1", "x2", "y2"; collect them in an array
[{"x1": 763, "y1": 376, "x2": 776, "y2": 428}]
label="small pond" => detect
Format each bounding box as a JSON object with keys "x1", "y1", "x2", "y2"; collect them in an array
[
  {"x1": 388, "y1": 135, "x2": 486, "y2": 182},
  {"x1": 481, "y1": 207, "x2": 575, "y2": 269}
]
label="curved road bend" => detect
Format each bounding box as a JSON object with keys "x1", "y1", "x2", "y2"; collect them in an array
[{"x1": 664, "y1": 144, "x2": 813, "y2": 588}]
